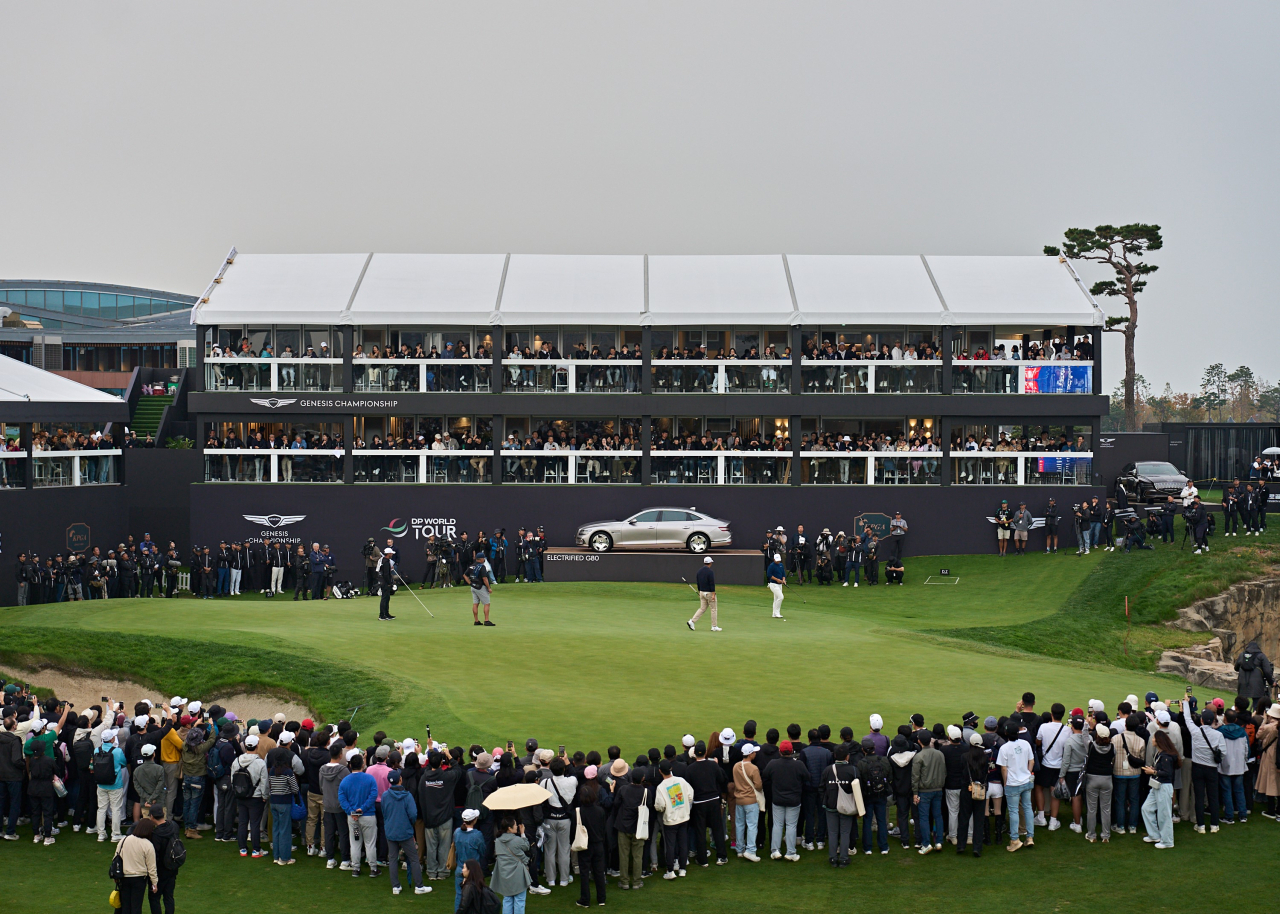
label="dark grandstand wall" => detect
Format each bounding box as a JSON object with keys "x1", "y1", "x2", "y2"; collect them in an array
[
  {"x1": 0, "y1": 485, "x2": 133, "y2": 606},
  {"x1": 189, "y1": 482, "x2": 1104, "y2": 584},
  {"x1": 126, "y1": 450, "x2": 198, "y2": 556},
  {"x1": 1094, "y1": 432, "x2": 1169, "y2": 494}
]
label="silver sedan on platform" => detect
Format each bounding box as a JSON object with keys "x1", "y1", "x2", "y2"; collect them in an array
[{"x1": 576, "y1": 507, "x2": 732, "y2": 554}]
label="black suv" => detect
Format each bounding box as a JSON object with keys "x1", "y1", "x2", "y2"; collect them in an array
[{"x1": 1115, "y1": 461, "x2": 1189, "y2": 503}]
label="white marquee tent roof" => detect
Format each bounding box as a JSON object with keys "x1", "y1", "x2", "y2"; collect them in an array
[
  {"x1": 0, "y1": 354, "x2": 124, "y2": 405},
  {"x1": 194, "y1": 252, "x2": 1103, "y2": 329}
]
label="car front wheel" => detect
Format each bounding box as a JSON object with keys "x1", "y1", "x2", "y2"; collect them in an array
[
  {"x1": 589, "y1": 532, "x2": 613, "y2": 553},
  {"x1": 687, "y1": 533, "x2": 710, "y2": 554}
]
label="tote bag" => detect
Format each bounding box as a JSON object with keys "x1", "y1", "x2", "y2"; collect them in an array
[
  {"x1": 635, "y1": 789, "x2": 650, "y2": 841},
  {"x1": 571, "y1": 808, "x2": 589, "y2": 852}
]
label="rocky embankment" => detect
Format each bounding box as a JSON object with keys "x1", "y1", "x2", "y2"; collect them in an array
[{"x1": 1159, "y1": 577, "x2": 1280, "y2": 690}]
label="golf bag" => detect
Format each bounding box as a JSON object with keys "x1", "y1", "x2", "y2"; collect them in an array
[{"x1": 330, "y1": 580, "x2": 360, "y2": 599}]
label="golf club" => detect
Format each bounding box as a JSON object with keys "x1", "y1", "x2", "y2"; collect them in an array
[
  {"x1": 679, "y1": 576, "x2": 698, "y2": 594},
  {"x1": 784, "y1": 580, "x2": 805, "y2": 604},
  {"x1": 394, "y1": 570, "x2": 436, "y2": 618}
]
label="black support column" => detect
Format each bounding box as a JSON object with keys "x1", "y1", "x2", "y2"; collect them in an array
[
  {"x1": 641, "y1": 327, "x2": 652, "y2": 395},
  {"x1": 941, "y1": 325, "x2": 953, "y2": 395},
  {"x1": 343, "y1": 416, "x2": 354, "y2": 484},
  {"x1": 492, "y1": 326, "x2": 504, "y2": 393},
  {"x1": 640, "y1": 414, "x2": 651, "y2": 485},
  {"x1": 790, "y1": 413, "x2": 801, "y2": 486},
  {"x1": 195, "y1": 326, "x2": 210, "y2": 392},
  {"x1": 20, "y1": 423, "x2": 32, "y2": 489},
  {"x1": 939, "y1": 416, "x2": 952, "y2": 486},
  {"x1": 341, "y1": 327, "x2": 354, "y2": 393},
  {"x1": 790, "y1": 325, "x2": 802, "y2": 395},
  {"x1": 1092, "y1": 329, "x2": 1103, "y2": 395},
  {"x1": 1091, "y1": 416, "x2": 1102, "y2": 486},
  {"x1": 492, "y1": 414, "x2": 503, "y2": 484}
]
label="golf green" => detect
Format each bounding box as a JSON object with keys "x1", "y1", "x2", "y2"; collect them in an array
[{"x1": 1, "y1": 549, "x2": 1266, "y2": 913}]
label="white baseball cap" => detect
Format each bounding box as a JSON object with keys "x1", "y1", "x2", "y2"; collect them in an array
[
  {"x1": 1155, "y1": 710, "x2": 1171, "y2": 725},
  {"x1": 703, "y1": 556, "x2": 713, "y2": 564},
  {"x1": 1088, "y1": 699, "x2": 1105, "y2": 712},
  {"x1": 140, "y1": 744, "x2": 156, "y2": 757},
  {"x1": 134, "y1": 715, "x2": 150, "y2": 729},
  {"x1": 278, "y1": 731, "x2": 295, "y2": 745},
  {"x1": 244, "y1": 735, "x2": 259, "y2": 749},
  {"x1": 187, "y1": 701, "x2": 203, "y2": 714},
  {"x1": 346, "y1": 748, "x2": 362, "y2": 762},
  {"x1": 30, "y1": 719, "x2": 47, "y2": 733},
  {"x1": 682, "y1": 734, "x2": 696, "y2": 748},
  {"x1": 946, "y1": 725, "x2": 962, "y2": 741},
  {"x1": 740, "y1": 743, "x2": 759, "y2": 756},
  {"x1": 101, "y1": 728, "x2": 119, "y2": 743},
  {"x1": 169, "y1": 696, "x2": 186, "y2": 709},
  {"x1": 869, "y1": 714, "x2": 883, "y2": 731}
]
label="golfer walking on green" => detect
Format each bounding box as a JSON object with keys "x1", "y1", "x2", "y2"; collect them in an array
[
  {"x1": 464, "y1": 555, "x2": 494, "y2": 627},
  {"x1": 687, "y1": 556, "x2": 720, "y2": 631}
]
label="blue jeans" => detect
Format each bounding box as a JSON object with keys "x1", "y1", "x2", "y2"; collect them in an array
[
  {"x1": 1113, "y1": 776, "x2": 1140, "y2": 829},
  {"x1": 271, "y1": 801, "x2": 293, "y2": 860},
  {"x1": 1091, "y1": 522, "x2": 1103, "y2": 548},
  {"x1": 1007, "y1": 781, "x2": 1033, "y2": 839},
  {"x1": 501, "y1": 891, "x2": 527, "y2": 914},
  {"x1": 217, "y1": 567, "x2": 229, "y2": 594},
  {"x1": 528, "y1": 557, "x2": 542, "y2": 582},
  {"x1": 1079, "y1": 526, "x2": 1092, "y2": 551},
  {"x1": 734, "y1": 802, "x2": 759, "y2": 854},
  {"x1": 862, "y1": 798, "x2": 889, "y2": 852},
  {"x1": 1141, "y1": 782, "x2": 1174, "y2": 845},
  {"x1": 802, "y1": 786, "x2": 827, "y2": 843},
  {"x1": 183, "y1": 775, "x2": 205, "y2": 829},
  {"x1": 0, "y1": 779, "x2": 21, "y2": 835},
  {"x1": 1220, "y1": 773, "x2": 1246, "y2": 821},
  {"x1": 771, "y1": 804, "x2": 800, "y2": 855},
  {"x1": 917, "y1": 790, "x2": 943, "y2": 846}
]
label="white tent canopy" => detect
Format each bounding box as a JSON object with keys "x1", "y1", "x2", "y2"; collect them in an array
[
  {"x1": 194, "y1": 252, "x2": 1103, "y2": 329},
  {"x1": 0, "y1": 354, "x2": 123, "y2": 405}
]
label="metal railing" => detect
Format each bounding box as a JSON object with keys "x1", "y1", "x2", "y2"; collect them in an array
[
  {"x1": 354, "y1": 359, "x2": 492, "y2": 393},
  {"x1": 949, "y1": 451, "x2": 1094, "y2": 485},
  {"x1": 203, "y1": 448, "x2": 343, "y2": 483},
  {"x1": 651, "y1": 360, "x2": 793, "y2": 394},
  {"x1": 205, "y1": 358, "x2": 342, "y2": 393},
  {"x1": 501, "y1": 360, "x2": 642, "y2": 393},
  {"x1": 29, "y1": 449, "x2": 122, "y2": 487}
]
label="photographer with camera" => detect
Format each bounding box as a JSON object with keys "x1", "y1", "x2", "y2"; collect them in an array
[
  {"x1": 490, "y1": 529, "x2": 508, "y2": 584},
  {"x1": 164, "y1": 544, "x2": 183, "y2": 598},
  {"x1": 1072, "y1": 502, "x2": 1090, "y2": 555},
  {"x1": 1123, "y1": 515, "x2": 1153, "y2": 552},
  {"x1": 1186, "y1": 496, "x2": 1209, "y2": 554},
  {"x1": 1043, "y1": 498, "x2": 1060, "y2": 554},
  {"x1": 139, "y1": 549, "x2": 158, "y2": 598},
  {"x1": 362, "y1": 538, "x2": 379, "y2": 596},
  {"x1": 1160, "y1": 495, "x2": 1177, "y2": 544}
]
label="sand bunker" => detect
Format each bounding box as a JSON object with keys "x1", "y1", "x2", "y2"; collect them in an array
[{"x1": 3, "y1": 665, "x2": 313, "y2": 723}]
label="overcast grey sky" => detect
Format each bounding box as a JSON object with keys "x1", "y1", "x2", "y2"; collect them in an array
[{"x1": 2, "y1": 2, "x2": 1275, "y2": 392}]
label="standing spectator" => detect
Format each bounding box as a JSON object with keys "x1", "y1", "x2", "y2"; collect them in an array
[
  {"x1": 146, "y1": 805, "x2": 181, "y2": 914},
  {"x1": 1060, "y1": 715, "x2": 1088, "y2": 833},
  {"x1": 762, "y1": 740, "x2": 805, "y2": 860},
  {"x1": 26, "y1": 741, "x2": 57, "y2": 844},
  {"x1": 799, "y1": 729, "x2": 832, "y2": 851},
  {"x1": 1082, "y1": 724, "x2": 1115, "y2": 843},
  {"x1": 0, "y1": 711, "x2": 24, "y2": 839},
  {"x1": 453, "y1": 809, "x2": 487, "y2": 909},
  {"x1": 1235, "y1": 641, "x2": 1274, "y2": 712},
  {"x1": 614, "y1": 769, "x2": 648, "y2": 890},
  {"x1": 730, "y1": 743, "x2": 762, "y2": 862},
  {"x1": 319, "y1": 744, "x2": 351, "y2": 868},
  {"x1": 542, "y1": 756, "x2": 577, "y2": 887},
  {"x1": 996, "y1": 723, "x2": 1034, "y2": 851},
  {"x1": 654, "y1": 758, "x2": 692, "y2": 878},
  {"x1": 855, "y1": 737, "x2": 892, "y2": 854},
  {"x1": 95, "y1": 728, "x2": 128, "y2": 843},
  {"x1": 179, "y1": 717, "x2": 217, "y2": 840},
  {"x1": 820, "y1": 745, "x2": 857, "y2": 867},
  {"x1": 685, "y1": 741, "x2": 728, "y2": 866},
  {"x1": 382, "y1": 769, "x2": 429, "y2": 894},
  {"x1": 339, "y1": 753, "x2": 380, "y2": 877},
  {"x1": 955, "y1": 735, "x2": 987, "y2": 856},
  {"x1": 887, "y1": 734, "x2": 917, "y2": 850},
  {"x1": 491, "y1": 816, "x2": 532, "y2": 913},
  {"x1": 417, "y1": 749, "x2": 460, "y2": 881},
  {"x1": 231, "y1": 734, "x2": 267, "y2": 858},
  {"x1": 576, "y1": 774, "x2": 608, "y2": 906},
  {"x1": 267, "y1": 747, "x2": 298, "y2": 865},
  {"x1": 1140, "y1": 729, "x2": 1180, "y2": 848},
  {"x1": 114, "y1": 818, "x2": 159, "y2": 914},
  {"x1": 1184, "y1": 707, "x2": 1225, "y2": 833},
  {"x1": 911, "y1": 732, "x2": 946, "y2": 854}
]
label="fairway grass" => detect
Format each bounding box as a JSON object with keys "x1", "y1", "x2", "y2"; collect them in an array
[{"x1": 1, "y1": 550, "x2": 1241, "y2": 749}]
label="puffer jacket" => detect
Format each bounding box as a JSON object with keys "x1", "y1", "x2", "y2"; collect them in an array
[
  {"x1": 1236, "y1": 642, "x2": 1274, "y2": 699},
  {"x1": 133, "y1": 759, "x2": 166, "y2": 806}
]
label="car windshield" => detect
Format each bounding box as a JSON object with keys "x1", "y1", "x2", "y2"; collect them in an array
[{"x1": 1137, "y1": 462, "x2": 1181, "y2": 476}]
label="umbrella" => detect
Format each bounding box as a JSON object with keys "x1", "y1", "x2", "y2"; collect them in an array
[
  {"x1": 1263, "y1": 447, "x2": 1280, "y2": 456},
  {"x1": 483, "y1": 783, "x2": 552, "y2": 810}
]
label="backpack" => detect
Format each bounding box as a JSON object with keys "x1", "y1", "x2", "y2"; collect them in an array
[
  {"x1": 862, "y1": 758, "x2": 891, "y2": 799},
  {"x1": 164, "y1": 835, "x2": 187, "y2": 870},
  {"x1": 93, "y1": 747, "x2": 118, "y2": 786},
  {"x1": 207, "y1": 740, "x2": 229, "y2": 781},
  {"x1": 232, "y1": 760, "x2": 255, "y2": 800},
  {"x1": 73, "y1": 735, "x2": 95, "y2": 771},
  {"x1": 479, "y1": 885, "x2": 502, "y2": 914},
  {"x1": 464, "y1": 769, "x2": 488, "y2": 818}
]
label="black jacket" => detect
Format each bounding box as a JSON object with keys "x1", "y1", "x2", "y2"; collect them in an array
[
  {"x1": 418, "y1": 766, "x2": 461, "y2": 828},
  {"x1": 579, "y1": 802, "x2": 606, "y2": 850},
  {"x1": 939, "y1": 743, "x2": 969, "y2": 790},
  {"x1": 150, "y1": 819, "x2": 180, "y2": 871},
  {"x1": 820, "y1": 761, "x2": 857, "y2": 809},
  {"x1": 762, "y1": 756, "x2": 807, "y2": 807},
  {"x1": 684, "y1": 758, "x2": 726, "y2": 803},
  {"x1": 613, "y1": 782, "x2": 648, "y2": 834}
]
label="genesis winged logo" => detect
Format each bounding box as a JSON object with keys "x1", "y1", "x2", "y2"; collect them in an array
[
  {"x1": 249, "y1": 397, "x2": 298, "y2": 409},
  {"x1": 244, "y1": 514, "x2": 308, "y2": 528},
  {"x1": 382, "y1": 518, "x2": 409, "y2": 538}
]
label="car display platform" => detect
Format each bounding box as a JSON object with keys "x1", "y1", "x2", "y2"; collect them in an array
[{"x1": 541, "y1": 548, "x2": 765, "y2": 584}]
